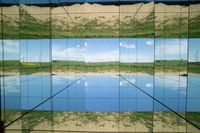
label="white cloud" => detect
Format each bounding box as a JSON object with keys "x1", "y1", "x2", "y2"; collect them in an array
[
  {"x1": 155, "y1": 76, "x2": 187, "y2": 89},
  {"x1": 146, "y1": 40, "x2": 154, "y2": 46},
  {"x1": 120, "y1": 81, "x2": 124, "y2": 86},
  {"x1": 120, "y1": 80, "x2": 128, "y2": 86},
  {"x1": 120, "y1": 78, "x2": 135, "y2": 86},
  {"x1": 120, "y1": 42, "x2": 135, "y2": 49},
  {"x1": 145, "y1": 83, "x2": 153, "y2": 88},
  {"x1": 53, "y1": 43, "x2": 118, "y2": 62},
  {"x1": 84, "y1": 82, "x2": 88, "y2": 87},
  {"x1": 130, "y1": 78, "x2": 136, "y2": 84},
  {"x1": 52, "y1": 48, "x2": 67, "y2": 60},
  {"x1": 85, "y1": 50, "x2": 119, "y2": 62},
  {"x1": 76, "y1": 80, "x2": 81, "y2": 84},
  {"x1": 0, "y1": 40, "x2": 19, "y2": 53},
  {"x1": 4, "y1": 76, "x2": 20, "y2": 94},
  {"x1": 85, "y1": 42, "x2": 88, "y2": 47},
  {"x1": 52, "y1": 47, "x2": 84, "y2": 61}
]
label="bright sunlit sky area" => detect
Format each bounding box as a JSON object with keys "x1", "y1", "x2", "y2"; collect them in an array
[
  {"x1": 0, "y1": 38, "x2": 196, "y2": 62},
  {"x1": 52, "y1": 38, "x2": 154, "y2": 62}
]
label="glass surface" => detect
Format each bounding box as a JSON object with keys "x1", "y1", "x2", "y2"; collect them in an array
[{"x1": 1, "y1": 0, "x2": 200, "y2": 132}]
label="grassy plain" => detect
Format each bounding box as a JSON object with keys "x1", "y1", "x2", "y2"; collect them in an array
[{"x1": 0, "y1": 60, "x2": 199, "y2": 75}]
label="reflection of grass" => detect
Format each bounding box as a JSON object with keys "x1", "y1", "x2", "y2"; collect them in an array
[
  {"x1": 155, "y1": 15, "x2": 188, "y2": 38},
  {"x1": 1, "y1": 5, "x2": 200, "y2": 39},
  {"x1": 156, "y1": 112, "x2": 185, "y2": 126},
  {"x1": 4, "y1": 110, "x2": 191, "y2": 132},
  {"x1": 189, "y1": 15, "x2": 200, "y2": 38},
  {"x1": 151, "y1": 112, "x2": 187, "y2": 132},
  {"x1": 85, "y1": 112, "x2": 99, "y2": 123},
  {"x1": 130, "y1": 112, "x2": 153, "y2": 131},
  {"x1": 120, "y1": 11, "x2": 154, "y2": 38},
  {"x1": 71, "y1": 112, "x2": 100, "y2": 124},
  {"x1": 22, "y1": 110, "x2": 53, "y2": 133},
  {"x1": 187, "y1": 112, "x2": 200, "y2": 128},
  {"x1": 19, "y1": 7, "x2": 51, "y2": 39},
  {"x1": 3, "y1": 109, "x2": 22, "y2": 125},
  {"x1": 120, "y1": 112, "x2": 153, "y2": 132}
]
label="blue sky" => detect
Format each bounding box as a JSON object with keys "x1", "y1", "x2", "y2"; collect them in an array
[
  {"x1": 52, "y1": 38, "x2": 119, "y2": 62},
  {"x1": 20, "y1": 39, "x2": 50, "y2": 62},
  {"x1": 0, "y1": 38, "x2": 198, "y2": 62},
  {"x1": 0, "y1": 40, "x2": 20, "y2": 60},
  {"x1": 52, "y1": 38, "x2": 186, "y2": 62},
  {"x1": 120, "y1": 38, "x2": 154, "y2": 62},
  {"x1": 52, "y1": 39, "x2": 84, "y2": 61},
  {"x1": 189, "y1": 39, "x2": 200, "y2": 62},
  {"x1": 85, "y1": 39, "x2": 119, "y2": 62},
  {"x1": 155, "y1": 38, "x2": 188, "y2": 61},
  {"x1": 52, "y1": 38, "x2": 154, "y2": 62}
]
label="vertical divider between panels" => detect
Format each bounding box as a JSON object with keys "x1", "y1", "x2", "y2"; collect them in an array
[
  {"x1": 135, "y1": 7, "x2": 138, "y2": 131},
  {"x1": 66, "y1": 0, "x2": 69, "y2": 131},
  {"x1": 163, "y1": 4, "x2": 166, "y2": 113},
  {"x1": 186, "y1": 0, "x2": 190, "y2": 131},
  {"x1": 18, "y1": 0, "x2": 22, "y2": 131},
  {"x1": 153, "y1": 0, "x2": 155, "y2": 132},
  {"x1": 67, "y1": 0, "x2": 70, "y2": 131},
  {"x1": 178, "y1": 1, "x2": 181, "y2": 131},
  {"x1": 49, "y1": 0, "x2": 54, "y2": 132},
  {"x1": 118, "y1": 0, "x2": 121, "y2": 132},
  {"x1": 0, "y1": 0, "x2": 4, "y2": 132},
  {"x1": 1, "y1": 0, "x2": 5, "y2": 129}
]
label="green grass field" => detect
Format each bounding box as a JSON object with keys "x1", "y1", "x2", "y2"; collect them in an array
[
  {"x1": 0, "y1": 60, "x2": 199, "y2": 75},
  {"x1": 0, "y1": 60, "x2": 51, "y2": 75}
]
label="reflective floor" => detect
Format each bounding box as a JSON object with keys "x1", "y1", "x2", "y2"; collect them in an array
[{"x1": 2, "y1": 74, "x2": 200, "y2": 132}]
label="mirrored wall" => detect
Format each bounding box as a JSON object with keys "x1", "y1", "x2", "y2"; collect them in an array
[{"x1": 0, "y1": 0, "x2": 200, "y2": 133}]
